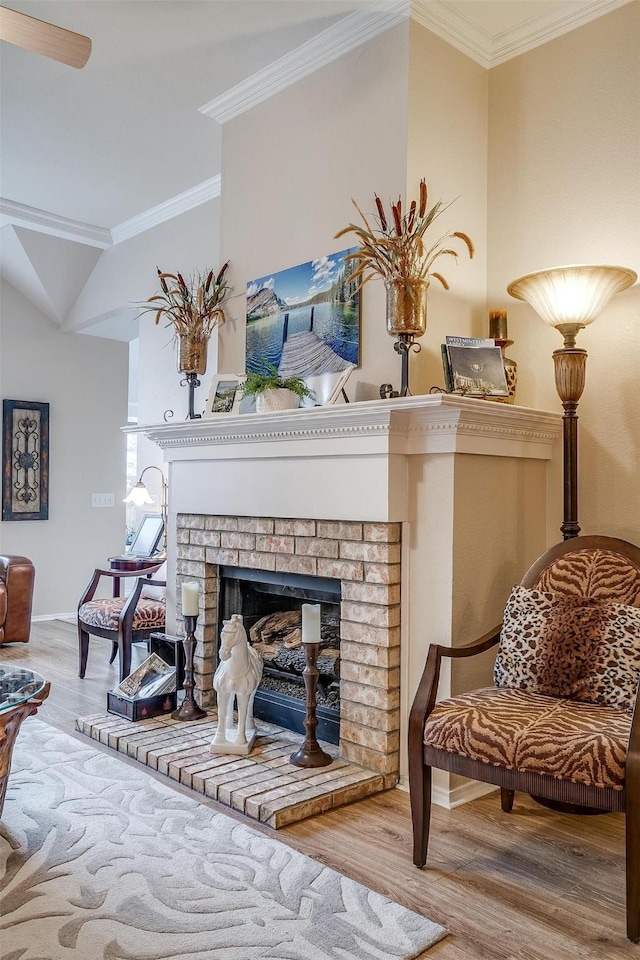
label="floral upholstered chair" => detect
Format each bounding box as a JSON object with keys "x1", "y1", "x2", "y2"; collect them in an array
[
  {"x1": 78, "y1": 562, "x2": 166, "y2": 682},
  {"x1": 408, "y1": 535, "x2": 640, "y2": 942}
]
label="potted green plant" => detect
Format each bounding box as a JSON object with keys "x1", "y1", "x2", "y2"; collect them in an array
[
  {"x1": 241, "y1": 364, "x2": 315, "y2": 413},
  {"x1": 138, "y1": 263, "x2": 231, "y2": 375}
]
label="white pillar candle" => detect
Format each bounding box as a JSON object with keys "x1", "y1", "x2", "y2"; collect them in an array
[
  {"x1": 301, "y1": 603, "x2": 321, "y2": 644},
  {"x1": 182, "y1": 581, "x2": 200, "y2": 616}
]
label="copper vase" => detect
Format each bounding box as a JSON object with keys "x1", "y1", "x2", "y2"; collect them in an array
[
  {"x1": 385, "y1": 278, "x2": 429, "y2": 338},
  {"x1": 177, "y1": 334, "x2": 208, "y2": 375}
]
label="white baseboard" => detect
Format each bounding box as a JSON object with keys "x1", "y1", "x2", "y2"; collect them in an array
[
  {"x1": 434, "y1": 779, "x2": 497, "y2": 809},
  {"x1": 396, "y1": 774, "x2": 497, "y2": 809},
  {"x1": 32, "y1": 613, "x2": 76, "y2": 622}
]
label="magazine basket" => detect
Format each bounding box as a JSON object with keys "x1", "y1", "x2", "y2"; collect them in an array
[{"x1": 107, "y1": 690, "x2": 176, "y2": 721}]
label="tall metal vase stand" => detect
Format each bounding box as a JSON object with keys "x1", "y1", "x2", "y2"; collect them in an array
[
  {"x1": 289, "y1": 641, "x2": 332, "y2": 768},
  {"x1": 393, "y1": 333, "x2": 422, "y2": 397},
  {"x1": 172, "y1": 615, "x2": 207, "y2": 721}
]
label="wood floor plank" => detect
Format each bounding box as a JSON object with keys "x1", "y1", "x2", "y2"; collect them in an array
[{"x1": 1, "y1": 620, "x2": 636, "y2": 958}]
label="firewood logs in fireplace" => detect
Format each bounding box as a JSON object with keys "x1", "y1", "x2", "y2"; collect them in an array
[{"x1": 249, "y1": 610, "x2": 340, "y2": 683}]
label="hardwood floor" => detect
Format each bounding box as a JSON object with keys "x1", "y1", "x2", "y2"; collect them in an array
[{"x1": 3, "y1": 620, "x2": 635, "y2": 959}]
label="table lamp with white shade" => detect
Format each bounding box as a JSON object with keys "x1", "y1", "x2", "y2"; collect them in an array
[{"x1": 123, "y1": 465, "x2": 168, "y2": 553}]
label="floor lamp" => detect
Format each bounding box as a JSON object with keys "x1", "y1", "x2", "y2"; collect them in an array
[
  {"x1": 124, "y1": 465, "x2": 168, "y2": 553},
  {"x1": 507, "y1": 264, "x2": 636, "y2": 540}
]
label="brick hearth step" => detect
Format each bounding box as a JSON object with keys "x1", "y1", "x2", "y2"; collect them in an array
[{"x1": 76, "y1": 712, "x2": 394, "y2": 828}]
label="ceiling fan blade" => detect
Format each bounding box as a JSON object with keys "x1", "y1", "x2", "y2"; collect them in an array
[{"x1": 0, "y1": 5, "x2": 91, "y2": 68}]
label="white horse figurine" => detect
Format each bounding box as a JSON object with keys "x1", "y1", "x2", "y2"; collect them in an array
[{"x1": 211, "y1": 614, "x2": 263, "y2": 755}]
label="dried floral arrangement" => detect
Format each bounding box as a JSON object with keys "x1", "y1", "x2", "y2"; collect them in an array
[
  {"x1": 139, "y1": 263, "x2": 231, "y2": 341},
  {"x1": 335, "y1": 180, "x2": 474, "y2": 292}
]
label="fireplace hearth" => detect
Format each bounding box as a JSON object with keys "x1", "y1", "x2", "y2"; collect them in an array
[{"x1": 218, "y1": 567, "x2": 341, "y2": 743}]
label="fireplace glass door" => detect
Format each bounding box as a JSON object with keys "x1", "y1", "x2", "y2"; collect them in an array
[{"x1": 218, "y1": 567, "x2": 341, "y2": 743}]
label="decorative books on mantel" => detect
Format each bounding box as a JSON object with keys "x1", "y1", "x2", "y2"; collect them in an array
[{"x1": 441, "y1": 336, "x2": 510, "y2": 399}]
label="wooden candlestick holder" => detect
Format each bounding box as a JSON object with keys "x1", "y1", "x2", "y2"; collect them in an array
[
  {"x1": 289, "y1": 641, "x2": 332, "y2": 768},
  {"x1": 172, "y1": 615, "x2": 207, "y2": 721}
]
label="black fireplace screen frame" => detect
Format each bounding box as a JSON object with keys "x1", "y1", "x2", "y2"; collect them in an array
[{"x1": 217, "y1": 566, "x2": 341, "y2": 744}]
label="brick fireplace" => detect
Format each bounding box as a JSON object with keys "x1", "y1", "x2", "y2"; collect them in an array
[
  {"x1": 177, "y1": 513, "x2": 401, "y2": 778},
  {"x1": 135, "y1": 394, "x2": 560, "y2": 805}
]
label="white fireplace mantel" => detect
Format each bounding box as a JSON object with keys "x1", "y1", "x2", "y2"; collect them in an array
[
  {"x1": 129, "y1": 394, "x2": 562, "y2": 801},
  {"x1": 129, "y1": 394, "x2": 561, "y2": 524}
]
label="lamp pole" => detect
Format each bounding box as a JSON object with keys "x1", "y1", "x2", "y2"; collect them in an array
[
  {"x1": 552, "y1": 344, "x2": 587, "y2": 540},
  {"x1": 124, "y1": 464, "x2": 168, "y2": 553}
]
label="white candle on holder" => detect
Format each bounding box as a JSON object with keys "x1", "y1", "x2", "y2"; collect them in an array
[
  {"x1": 301, "y1": 603, "x2": 321, "y2": 644},
  {"x1": 182, "y1": 581, "x2": 200, "y2": 617}
]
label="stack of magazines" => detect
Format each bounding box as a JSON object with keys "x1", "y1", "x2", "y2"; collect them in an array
[
  {"x1": 112, "y1": 653, "x2": 176, "y2": 701},
  {"x1": 441, "y1": 335, "x2": 509, "y2": 397}
]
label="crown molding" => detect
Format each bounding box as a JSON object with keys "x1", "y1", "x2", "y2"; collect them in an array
[
  {"x1": 411, "y1": 0, "x2": 633, "y2": 69},
  {"x1": 410, "y1": 0, "x2": 492, "y2": 67},
  {"x1": 110, "y1": 175, "x2": 221, "y2": 244},
  {"x1": 488, "y1": 0, "x2": 633, "y2": 67},
  {"x1": 199, "y1": 0, "x2": 410, "y2": 124},
  {"x1": 200, "y1": 0, "x2": 630, "y2": 123},
  {"x1": 1, "y1": 176, "x2": 221, "y2": 249},
  {"x1": 0, "y1": 198, "x2": 112, "y2": 248}
]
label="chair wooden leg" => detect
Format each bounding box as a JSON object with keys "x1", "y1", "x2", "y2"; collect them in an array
[
  {"x1": 626, "y1": 785, "x2": 640, "y2": 941},
  {"x1": 501, "y1": 788, "x2": 515, "y2": 813},
  {"x1": 118, "y1": 627, "x2": 132, "y2": 682},
  {"x1": 78, "y1": 625, "x2": 90, "y2": 678},
  {"x1": 409, "y1": 758, "x2": 432, "y2": 868},
  {"x1": 109, "y1": 641, "x2": 118, "y2": 664}
]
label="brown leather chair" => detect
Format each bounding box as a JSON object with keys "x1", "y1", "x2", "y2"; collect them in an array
[
  {"x1": 78, "y1": 562, "x2": 166, "y2": 682},
  {"x1": 0, "y1": 556, "x2": 35, "y2": 644},
  {"x1": 408, "y1": 535, "x2": 640, "y2": 942}
]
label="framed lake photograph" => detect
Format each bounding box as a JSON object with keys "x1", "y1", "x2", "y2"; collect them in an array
[
  {"x1": 204, "y1": 375, "x2": 245, "y2": 417},
  {"x1": 245, "y1": 248, "x2": 360, "y2": 378}
]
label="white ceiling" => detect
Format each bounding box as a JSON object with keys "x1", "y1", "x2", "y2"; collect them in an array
[{"x1": 0, "y1": 0, "x2": 632, "y2": 337}]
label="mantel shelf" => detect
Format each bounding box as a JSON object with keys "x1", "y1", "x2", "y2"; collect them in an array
[{"x1": 126, "y1": 394, "x2": 561, "y2": 460}]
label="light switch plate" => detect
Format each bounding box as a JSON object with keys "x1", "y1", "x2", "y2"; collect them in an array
[{"x1": 91, "y1": 493, "x2": 114, "y2": 508}]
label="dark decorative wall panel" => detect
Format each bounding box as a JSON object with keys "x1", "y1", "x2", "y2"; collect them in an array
[{"x1": 2, "y1": 399, "x2": 49, "y2": 521}]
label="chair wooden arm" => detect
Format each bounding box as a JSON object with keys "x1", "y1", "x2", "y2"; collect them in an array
[
  {"x1": 408, "y1": 624, "x2": 502, "y2": 764},
  {"x1": 78, "y1": 562, "x2": 164, "y2": 607},
  {"x1": 118, "y1": 575, "x2": 166, "y2": 632},
  {"x1": 628, "y1": 680, "x2": 640, "y2": 794}
]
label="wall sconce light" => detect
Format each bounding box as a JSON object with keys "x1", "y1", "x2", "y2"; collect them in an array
[
  {"x1": 507, "y1": 264, "x2": 636, "y2": 540},
  {"x1": 123, "y1": 464, "x2": 168, "y2": 552}
]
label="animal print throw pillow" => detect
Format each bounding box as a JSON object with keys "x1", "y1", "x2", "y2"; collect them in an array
[{"x1": 494, "y1": 584, "x2": 640, "y2": 712}]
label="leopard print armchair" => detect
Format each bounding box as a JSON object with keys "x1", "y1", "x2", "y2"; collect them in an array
[
  {"x1": 408, "y1": 535, "x2": 640, "y2": 942},
  {"x1": 78, "y1": 562, "x2": 166, "y2": 682}
]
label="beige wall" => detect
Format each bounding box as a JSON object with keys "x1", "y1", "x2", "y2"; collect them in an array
[
  {"x1": 67, "y1": 202, "x2": 222, "y2": 530},
  {"x1": 219, "y1": 23, "x2": 410, "y2": 399},
  {"x1": 487, "y1": 2, "x2": 640, "y2": 544},
  {"x1": 0, "y1": 280, "x2": 129, "y2": 616},
  {"x1": 407, "y1": 23, "x2": 489, "y2": 395}
]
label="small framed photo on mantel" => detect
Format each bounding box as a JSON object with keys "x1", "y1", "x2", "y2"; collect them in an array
[
  {"x1": 204, "y1": 374, "x2": 245, "y2": 417},
  {"x1": 442, "y1": 337, "x2": 509, "y2": 398}
]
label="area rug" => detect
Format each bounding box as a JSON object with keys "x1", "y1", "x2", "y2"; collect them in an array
[{"x1": 0, "y1": 720, "x2": 446, "y2": 960}]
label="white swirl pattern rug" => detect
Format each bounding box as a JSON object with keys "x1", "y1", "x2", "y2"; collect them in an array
[{"x1": 0, "y1": 720, "x2": 446, "y2": 960}]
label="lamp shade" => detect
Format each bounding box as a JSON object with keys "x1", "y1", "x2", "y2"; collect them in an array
[
  {"x1": 123, "y1": 481, "x2": 155, "y2": 506},
  {"x1": 507, "y1": 264, "x2": 636, "y2": 328}
]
